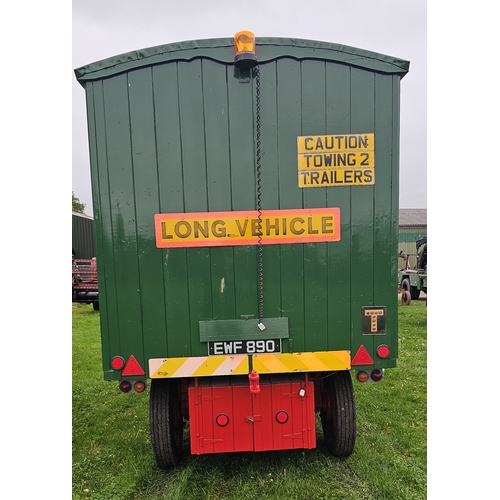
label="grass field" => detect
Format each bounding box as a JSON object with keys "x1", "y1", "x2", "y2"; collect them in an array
[{"x1": 72, "y1": 299, "x2": 426, "y2": 500}]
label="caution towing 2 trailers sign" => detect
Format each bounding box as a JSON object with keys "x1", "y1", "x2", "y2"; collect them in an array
[
  {"x1": 155, "y1": 208, "x2": 340, "y2": 248},
  {"x1": 297, "y1": 133, "x2": 375, "y2": 188}
]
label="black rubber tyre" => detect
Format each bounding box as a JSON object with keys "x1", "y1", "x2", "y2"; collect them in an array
[
  {"x1": 401, "y1": 278, "x2": 411, "y2": 293},
  {"x1": 150, "y1": 379, "x2": 183, "y2": 468},
  {"x1": 92, "y1": 301, "x2": 100, "y2": 311},
  {"x1": 410, "y1": 285, "x2": 420, "y2": 300},
  {"x1": 401, "y1": 290, "x2": 411, "y2": 305},
  {"x1": 320, "y1": 371, "x2": 356, "y2": 457}
]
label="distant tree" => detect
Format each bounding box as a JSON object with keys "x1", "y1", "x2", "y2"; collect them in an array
[{"x1": 72, "y1": 192, "x2": 86, "y2": 214}]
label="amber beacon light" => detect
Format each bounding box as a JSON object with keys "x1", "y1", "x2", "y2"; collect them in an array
[{"x1": 234, "y1": 30, "x2": 258, "y2": 69}]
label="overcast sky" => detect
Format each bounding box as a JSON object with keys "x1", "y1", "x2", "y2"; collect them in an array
[{"x1": 72, "y1": 0, "x2": 427, "y2": 216}]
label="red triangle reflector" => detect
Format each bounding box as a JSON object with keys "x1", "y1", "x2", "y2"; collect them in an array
[
  {"x1": 351, "y1": 345, "x2": 374, "y2": 366},
  {"x1": 122, "y1": 355, "x2": 145, "y2": 376}
]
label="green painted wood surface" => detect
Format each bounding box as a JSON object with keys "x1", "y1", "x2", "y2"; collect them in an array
[
  {"x1": 325, "y1": 62, "x2": 352, "y2": 352},
  {"x1": 199, "y1": 318, "x2": 289, "y2": 341},
  {"x1": 77, "y1": 39, "x2": 408, "y2": 379}
]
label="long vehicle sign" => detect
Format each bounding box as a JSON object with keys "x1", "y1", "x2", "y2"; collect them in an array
[{"x1": 155, "y1": 208, "x2": 340, "y2": 248}]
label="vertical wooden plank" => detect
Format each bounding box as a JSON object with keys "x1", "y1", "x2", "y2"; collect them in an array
[
  {"x1": 276, "y1": 58, "x2": 304, "y2": 352},
  {"x1": 258, "y1": 62, "x2": 281, "y2": 321},
  {"x1": 389, "y1": 75, "x2": 403, "y2": 361},
  {"x1": 102, "y1": 73, "x2": 144, "y2": 363},
  {"x1": 372, "y1": 72, "x2": 399, "y2": 367},
  {"x1": 177, "y1": 59, "x2": 209, "y2": 213},
  {"x1": 259, "y1": 61, "x2": 280, "y2": 211},
  {"x1": 301, "y1": 60, "x2": 328, "y2": 352},
  {"x1": 301, "y1": 60, "x2": 327, "y2": 209},
  {"x1": 85, "y1": 81, "x2": 112, "y2": 373},
  {"x1": 203, "y1": 60, "x2": 232, "y2": 212},
  {"x1": 350, "y1": 67, "x2": 376, "y2": 359},
  {"x1": 152, "y1": 63, "x2": 190, "y2": 358},
  {"x1": 325, "y1": 63, "x2": 352, "y2": 351},
  {"x1": 228, "y1": 70, "x2": 256, "y2": 212},
  {"x1": 373, "y1": 73, "x2": 396, "y2": 301},
  {"x1": 127, "y1": 67, "x2": 167, "y2": 366},
  {"x1": 228, "y1": 66, "x2": 258, "y2": 318},
  {"x1": 202, "y1": 59, "x2": 236, "y2": 321},
  {"x1": 276, "y1": 58, "x2": 303, "y2": 211},
  {"x1": 178, "y1": 60, "x2": 213, "y2": 355}
]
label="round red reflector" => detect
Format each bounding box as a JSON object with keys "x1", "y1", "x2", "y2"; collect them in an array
[
  {"x1": 111, "y1": 356, "x2": 125, "y2": 370},
  {"x1": 276, "y1": 411, "x2": 288, "y2": 424},
  {"x1": 216, "y1": 414, "x2": 229, "y2": 427},
  {"x1": 356, "y1": 371, "x2": 369, "y2": 383},
  {"x1": 134, "y1": 381, "x2": 146, "y2": 393},
  {"x1": 376, "y1": 345, "x2": 390, "y2": 359},
  {"x1": 371, "y1": 369, "x2": 384, "y2": 382},
  {"x1": 119, "y1": 380, "x2": 132, "y2": 393}
]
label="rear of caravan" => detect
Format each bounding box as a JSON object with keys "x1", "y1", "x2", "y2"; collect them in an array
[{"x1": 75, "y1": 34, "x2": 409, "y2": 467}]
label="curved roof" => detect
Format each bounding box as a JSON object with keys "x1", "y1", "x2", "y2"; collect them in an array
[{"x1": 75, "y1": 36, "x2": 409, "y2": 85}]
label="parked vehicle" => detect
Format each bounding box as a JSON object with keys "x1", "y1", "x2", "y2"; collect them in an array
[
  {"x1": 72, "y1": 257, "x2": 99, "y2": 310},
  {"x1": 74, "y1": 32, "x2": 409, "y2": 468},
  {"x1": 398, "y1": 236, "x2": 427, "y2": 300}
]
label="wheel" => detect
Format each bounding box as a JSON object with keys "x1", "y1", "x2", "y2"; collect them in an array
[
  {"x1": 92, "y1": 301, "x2": 100, "y2": 311},
  {"x1": 150, "y1": 378, "x2": 183, "y2": 468},
  {"x1": 401, "y1": 278, "x2": 411, "y2": 293},
  {"x1": 401, "y1": 290, "x2": 411, "y2": 305},
  {"x1": 320, "y1": 371, "x2": 356, "y2": 457},
  {"x1": 401, "y1": 278, "x2": 415, "y2": 302}
]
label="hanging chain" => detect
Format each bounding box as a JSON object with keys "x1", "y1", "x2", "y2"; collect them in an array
[{"x1": 255, "y1": 66, "x2": 265, "y2": 329}]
